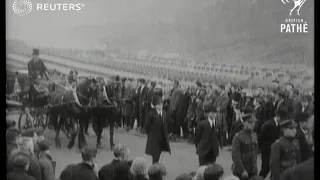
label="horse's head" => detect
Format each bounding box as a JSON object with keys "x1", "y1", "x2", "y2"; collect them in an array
[{"x1": 76, "y1": 77, "x2": 99, "y2": 100}]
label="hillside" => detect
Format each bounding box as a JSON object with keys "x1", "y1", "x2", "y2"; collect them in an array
[{"x1": 7, "y1": 0, "x2": 314, "y2": 65}]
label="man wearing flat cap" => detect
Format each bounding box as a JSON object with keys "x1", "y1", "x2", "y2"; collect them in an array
[
  {"x1": 145, "y1": 96, "x2": 171, "y2": 164},
  {"x1": 231, "y1": 107, "x2": 258, "y2": 180},
  {"x1": 270, "y1": 120, "x2": 300, "y2": 180},
  {"x1": 60, "y1": 147, "x2": 99, "y2": 180},
  {"x1": 38, "y1": 139, "x2": 56, "y2": 180},
  {"x1": 194, "y1": 101, "x2": 219, "y2": 166},
  {"x1": 295, "y1": 112, "x2": 313, "y2": 163},
  {"x1": 28, "y1": 49, "x2": 49, "y2": 81}
]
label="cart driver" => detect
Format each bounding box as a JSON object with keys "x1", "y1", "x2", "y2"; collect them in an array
[{"x1": 27, "y1": 49, "x2": 49, "y2": 81}]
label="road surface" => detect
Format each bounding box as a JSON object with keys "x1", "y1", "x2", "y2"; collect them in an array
[{"x1": 7, "y1": 112, "x2": 262, "y2": 180}]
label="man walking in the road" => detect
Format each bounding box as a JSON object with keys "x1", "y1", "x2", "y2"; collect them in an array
[
  {"x1": 194, "y1": 101, "x2": 219, "y2": 166},
  {"x1": 231, "y1": 107, "x2": 258, "y2": 180},
  {"x1": 145, "y1": 96, "x2": 171, "y2": 164}
]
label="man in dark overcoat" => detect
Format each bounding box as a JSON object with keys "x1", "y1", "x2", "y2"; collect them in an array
[
  {"x1": 121, "y1": 79, "x2": 136, "y2": 131},
  {"x1": 295, "y1": 112, "x2": 313, "y2": 163},
  {"x1": 258, "y1": 107, "x2": 286, "y2": 178},
  {"x1": 169, "y1": 80, "x2": 182, "y2": 138},
  {"x1": 27, "y1": 49, "x2": 48, "y2": 80},
  {"x1": 253, "y1": 97, "x2": 265, "y2": 134},
  {"x1": 176, "y1": 86, "x2": 191, "y2": 139},
  {"x1": 194, "y1": 101, "x2": 219, "y2": 166},
  {"x1": 213, "y1": 84, "x2": 230, "y2": 148},
  {"x1": 138, "y1": 78, "x2": 148, "y2": 133},
  {"x1": 145, "y1": 96, "x2": 171, "y2": 164}
]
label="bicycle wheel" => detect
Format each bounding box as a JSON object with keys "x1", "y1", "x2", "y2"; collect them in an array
[{"x1": 18, "y1": 109, "x2": 34, "y2": 130}]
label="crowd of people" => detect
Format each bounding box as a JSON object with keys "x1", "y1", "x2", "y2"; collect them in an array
[
  {"x1": 95, "y1": 75, "x2": 314, "y2": 145},
  {"x1": 6, "y1": 49, "x2": 314, "y2": 180}
]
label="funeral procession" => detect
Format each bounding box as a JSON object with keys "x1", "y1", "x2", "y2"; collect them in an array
[{"x1": 6, "y1": 1, "x2": 314, "y2": 180}]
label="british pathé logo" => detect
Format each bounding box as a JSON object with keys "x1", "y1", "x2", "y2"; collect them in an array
[
  {"x1": 12, "y1": 0, "x2": 33, "y2": 16},
  {"x1": 12, "y1": 0, "x2": 85, "y2": 16},
  {"x1": 281, "y1": 0, "x2": 306, "y2": 16},
  {"x1": 280, "y1": 0, "x2": 308, "y2": 33}
]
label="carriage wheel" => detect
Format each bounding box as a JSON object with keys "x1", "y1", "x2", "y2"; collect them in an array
[
  {"x1": 33, "y1": 113, "x2": 48, "y2": 130},
  {"x1": 18, "y1": 110, "x2": 34, "y2": 130}
]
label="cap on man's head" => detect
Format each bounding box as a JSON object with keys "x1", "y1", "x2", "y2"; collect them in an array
[
  {"x1": 240, "y1": 107, "x2": 255, "y2": 122},
  {"x1": 280, "y1": 120, "x2": 297, "y2": 129},
  {"x1": 140, "y1": 78, "x2": 146, "y2": 84},
  {"x1": 203, "y1": 164, "x2": 224, "y2": 180},
  {"x1": 203, "y1": 102, "x2": 217, "y2": 113},
  {"x1": 195, "y1": 81, "x2": 202, "y2": 87},
  {"x1": 13, "y1": 152, "x2": 30, "y2": 168},
  {"x1": 277, "y1": 90, "x2": 286, "y2": 98},
  {"x1": 231, "y1": 92, "x2": 241, "y2": 103},
  {"x1": 81, "y1": 147, "x2": 98, "y2": 161},
  {"x1": 121, "y1": 77, "x2": 127, "y2": 82},
  {"x1": 292, "y1": 89, "x2": 300, "y2": 95},
  {"x1": 32, "y1": 49, "x2": 39, "y2": 55},
  {"x1": 275, "y1": 107, "x2": 289, "y2": 120},
  {"x1": 152, "y1": 96, "x2": 163, "y2": 106},
  {"x1": 115, "y1": 75, "x2": 120, "y2": 81},
  {"x1": 38, "y1": 139, "x2": 50, "y2": 151}
]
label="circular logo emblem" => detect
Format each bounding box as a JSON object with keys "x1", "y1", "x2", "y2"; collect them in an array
[{"x1": 12, "y1": 0, "x2": 33, "y2": 16}]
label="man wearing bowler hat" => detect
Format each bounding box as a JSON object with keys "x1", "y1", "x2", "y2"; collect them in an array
[
  {"x1": 28, "y1": 49, "x2": 49, "y2": 81},
  {"x1": 270, "y1": 120, "x2": 300, "y2": 180},
  {"x1": 145, "y1": 95, "x2": 171, "y2": 164},
  {"x1": 194, "y1": 101, "x2": 219, "y2": 166}
]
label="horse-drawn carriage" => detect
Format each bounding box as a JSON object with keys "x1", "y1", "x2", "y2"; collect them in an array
[
  {"x1": 6, "y1": 69, "x2": 76, "y2": 139},
  {"x1": 7, "y1": 67, "x2": 120, "y2": 150}
]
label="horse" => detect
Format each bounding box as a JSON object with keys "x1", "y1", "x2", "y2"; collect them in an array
[
  {"x1": 48, "y1": 76, "x2": 98, "y2": 150},
  {"x1": 90, "y1": 77, "x2": 120, "y2": 150}
]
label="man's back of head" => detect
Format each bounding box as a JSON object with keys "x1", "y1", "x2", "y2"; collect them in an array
[{"x1": 204, "y1": 164, "x2": 224, "y2": 180}]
